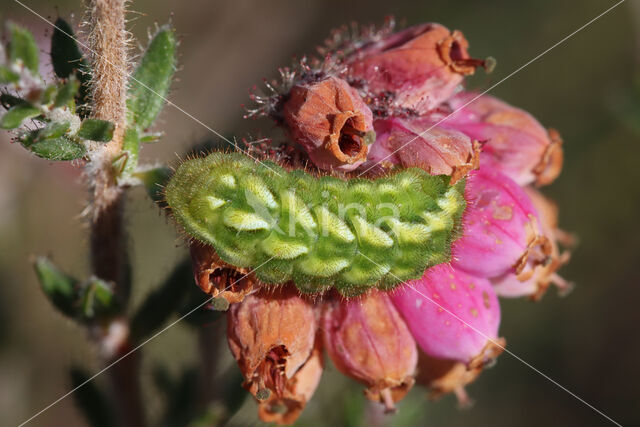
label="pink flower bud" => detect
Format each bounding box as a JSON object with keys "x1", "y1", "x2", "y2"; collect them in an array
[
  {"x1": 227, "y1": 287, "x2": 318, "y2": 404},
  {"x1": 391, "y1": 264, "x2": 504, "y2": 365},
  {"x1": 363, "y1": 117, "x2": 480, "y2": 182},
  {"x1": 322, "y1": 290, "x2": 417, "y2": 412},
  {"x1": 491, "y1": 187, "x2": 573, "y2": 299},
  {"x1": 190, "y1": 242, "x2": 254, "y2": 304},
  {"x1": 437, "y1": 92, "x2": 563, "y2": 186},
  {"x1": 282, "y1": 76, "x2": 375, "y2": 171},
  {"x1": 347, "y1": 23, "x2": 483, "y2": 114},
  {"x1": 257, "y1": 337, "x2": 323, "y2": 425},
  {"x1": 451, "y1": 168, "x2": 551, "y2": 279}
]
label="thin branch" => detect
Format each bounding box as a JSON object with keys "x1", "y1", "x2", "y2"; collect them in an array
[
  {"x1": 86, "y1": 0, "x2": 130, "y2": 303},
  {"x1": 86, "y1": 1, "x2": 143, "y2": 426}
]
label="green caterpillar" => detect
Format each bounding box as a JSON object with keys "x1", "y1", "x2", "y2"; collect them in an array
[{"x1": 166, "y1": 152, "x2": 466, "y2": 295}]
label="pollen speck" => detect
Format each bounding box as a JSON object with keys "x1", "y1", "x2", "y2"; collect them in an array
[{"x1": 482, "y1": 291, "x2": 491, "y2": 309}]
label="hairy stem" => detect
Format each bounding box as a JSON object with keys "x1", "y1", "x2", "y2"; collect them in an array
[
  {"x1": 86, "y1": 1, "x2": 142, "y2": 426},
  {"x1": 87, "y1": 0, "x2": 130, "y2": 301}
]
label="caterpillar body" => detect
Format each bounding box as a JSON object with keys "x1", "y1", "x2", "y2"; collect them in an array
[{"x1": 166, "y1": 152, "x2": 466, "y2": 295}]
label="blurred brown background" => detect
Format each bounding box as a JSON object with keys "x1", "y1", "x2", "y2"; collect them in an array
[{"x1": 1, "y1": 0, "x2": 639, "y2": 426}]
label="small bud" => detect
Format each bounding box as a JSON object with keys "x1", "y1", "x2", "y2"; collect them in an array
[
  {"x1": 282, "y1": 76, "x2": 374, "y2": 171},
  {"x1": 79, "y1": 276, "x2": 119, "y2": 319},
  {"x1": 227, "y1": 287, "x2": 318, "y2": 404},
  {"x1": 452, "y1": 168, "x2": 551, "y2": 279},
  {"x1": 440, "y1": 92, "x2": 564, "y2": 186},
  {"x1": 392, "y1": 264, "x2": 504, "y2": 366},
  {"x1": 490, "y1": 188, "x2": 573, "y2": 300},
  {"x1": 347, "y1": 24, "x2": 483, "y2": 114},
  {"x1": 190, "y1": 242, "x2": 254, "y2": 304},
  {"x1": 258, "y1": 337, "x2": 323, "y2": 425},
  {"x1": 363, "y1": 117, "x2": 480, "y2": 182},
  {"x1": 322, "y1": 290, "x2": 417, "y2": 412}
]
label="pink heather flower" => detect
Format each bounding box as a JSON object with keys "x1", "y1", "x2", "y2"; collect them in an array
[
  {"x1": 282, "y1": 76, "x2": 375, "y2": 171},
  {"x1": 490, "y1": 187, "x2": 572, "y2": 299},
  {"x1": 346, "y1": 23, "x2": 484, "y2": 114},
  {"x1": 225, "y1": 18, "x2": 571, "y2": 423},
  {"x1": 434, "y1": 92, "x2": 564, "y2": 186},
  {"x1": 391, "y1": 264, "x2": 504, "y2": 366},
  {"x1": 190, "y1": 242, "x2": 254, "y2": 304},
  {"x1": 451, "y1": 167, "x2": 551, "y2": 280},
  {"x1": 362, "y1": 117, "x2": 480, "y2": 182},
  {"x1": 321, "y1": 290, "x2": 417, "y2": 412},
  {"x1": 257, "y1": 338, "x2": 324, "y2": 425},
  {"x1": 416, "y1": 352, "x2": 484, "y2": 407},
  {"x1": 227, "y1": 288, "x2": 319, "y2": 412}
]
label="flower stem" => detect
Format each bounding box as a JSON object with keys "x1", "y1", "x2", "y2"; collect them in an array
[
  {"x1": 87, "y1": 0, "x2": 130, "y2": 302},
  {"x1": 86, "y1": 1, "x2": 143, "y2": 426}
]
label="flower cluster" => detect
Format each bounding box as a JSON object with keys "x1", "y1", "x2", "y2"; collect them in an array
[{"x1": 193, "y1": 20, "x2": 571, "y2": 424}]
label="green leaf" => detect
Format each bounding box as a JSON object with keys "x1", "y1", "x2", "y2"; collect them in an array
[
  {"x1": 33, "y1": 257, "x2": 79, "y2": 317},
  {"x1": 133, "y1": 166, "x2": 171, "y2": 204},
  {"x1": 180, "y1": 283, "x2": 222, "y2": 328},
  {"x1": 8, "y1": 23, "x2": 39, "y2": 74},
  {"x1": 40, "y1": 85, "x2": 58, "y2": 106},
  {"x1": 159, "y1": 369, "x2": 198, "y2": 427},
  {"x1": 121, "y1": 127, "x2": 139, "y2": 176},
  {"x1": 70, "y1": 367, "x2": 115, "y2": 427},
  {"x1": 215, "y1": 367, "x2": 247, "y2": 424},
  {"x1": 50, "y1": 18, "x2": 85, "y2": 78},
  {"x1": 77, "y1": 118, "x2": 114, "y2": 142},
  {"x1": 38, "y1": 121, "x2": 71, "y2": 139},
  {"x1": 54, "y1": 77, "x2": 80, "y2": 108},
  {"x1": 0, "y1": 102, "x2": 40, "y2": 129},
  {"x1": 79, "y1": 277, "x2": 119, "y2": 319},
  {"x1": 0, "y1": 65, "x2": 20, "y2": 84},
  {"x1": 130, "y1": 259, "x2": 191, "y2": 342},
  {"x1": 21, "y1": 132, "x2": 86, "y2": 161},
  {"x1": 50, "y1": 18, "x2": 91, "y2": 116},
  {"x1": 127, "y1": 25, "x2": 177, "y2": 130},
  {"x1": 140, "y1": 132, "x2": 163, "y2": 143}
]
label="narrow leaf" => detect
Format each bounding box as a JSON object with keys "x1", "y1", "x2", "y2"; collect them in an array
[
  {"x1": 127, "y1": 25, "x2": 177, "y2": 130},
  {"x1": 37, "y1": 121, "x2": 71, "y2": 139},
  {"x1": 77, "y1": 118, "x2": 114, "y2": 142},
  {"x1": 8, "y1": 23, "x2": 39, "y2": 73},
  {"x1": 70, "y1": 367, "x2": 115, "y2": 427},
  {"x1": 0, "y1": 102, "x2": 40, "y2": 129},
  {"x1": 50, "y1": 18, "x2": 85, "y2": 78},
  {"x1": 121, "y1": 127, "x2": 139, "y2": 176},
  {"x1": 159, "y1": 369, "x2": 198, "y2": 427},
  {"x1": 79, "y1": 277, "x2": 119, "y2": 319},
  {"x1": 21, "y1": 133, "x2": 86, "y2": 161},
  {"x1": 0, "y1": 93, "x2": 23, "y2": 109},
  {"x1": 50, "y1": 18, "x2": 91, "y2": 116},
  {"x1": 133, "y1": 166, "x2": 171, "y2": 204},
  {"x1": 140, "y1": 132, "x2": 163, "y2": 143},
  {"x1": 33, "y1": 256, "x2": 79, "y2": 317},
  {"x1": 130, "y1": 259, "x2": 191, "y2": 342},
  {"x1": 180, "y1": 283, "x2": 222, "y2": 328},
  {"x1": 0, "y1": 65, "x2": 20, "y2": 84},
  {"x1": 54, "y1": 76, "x2": 80, "y2": 108},
  {"x1": 40, "y1": 85, "x2": 57, "y2": 106},
  {"x1": 217, "y1": 367, "x2": 248, "y2": 422}
]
